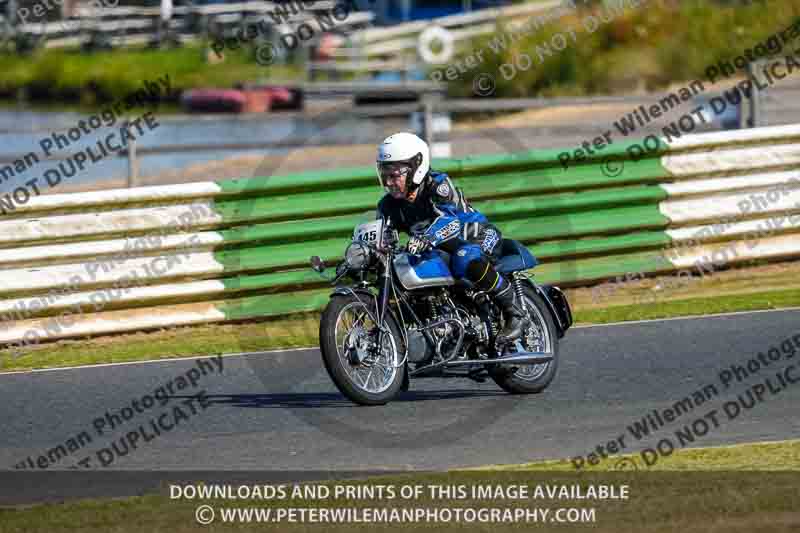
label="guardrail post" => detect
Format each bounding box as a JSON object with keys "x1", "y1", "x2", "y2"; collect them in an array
[
  {"x1": 738, "y1": 92, "x2": 748, "y2": 129},
  {"x1": 742, "y1": 60, "x2": 763, "y2": 129},
  {"x1": 125, "y1": 118, "x2": 139, "y2": 188},
  {"x1": 422, "y1": 98, "x2": 433, "y2": 146},
  {"x1": 748, "y1": 61, "x2": 761, "y2": 128}
]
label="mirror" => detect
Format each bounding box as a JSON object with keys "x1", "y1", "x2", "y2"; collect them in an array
[{"x1": 310, "y1": 256, "x2": 326, "y2": 273}]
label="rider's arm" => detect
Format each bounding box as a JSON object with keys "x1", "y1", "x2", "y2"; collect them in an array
[
  {"x1": 376, "y1": 196, "x2": 387, "y2": 220},
  {"x1": 422, "y1": 173, "x2": 487, "y2": 246}
]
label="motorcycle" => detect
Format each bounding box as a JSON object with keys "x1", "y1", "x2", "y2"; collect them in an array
[{"x1": 310, "y1": 217, "x2": 572, "y2": 406}]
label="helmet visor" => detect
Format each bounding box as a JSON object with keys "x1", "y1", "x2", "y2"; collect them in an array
[{"x1": 377, "y1": 161, "x2": 413, "y2": 184}]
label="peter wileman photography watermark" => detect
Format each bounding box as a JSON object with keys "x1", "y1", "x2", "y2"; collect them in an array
[
  {"x1": 12, "y1": 354, "x2": 224, "y2": 469},
  {"x1": 208, "y1": 0, "x2": 360, "y2": 66},
  {"x1": 590, "y1": 179, "x2": 800, "y2": 306},
  {"x1": 557, "y1": 17, "x2": 800, "y2": 170},
  {"x1": 570, "y1": 331, "x2": 800, "y2": 470},
  {"x1": 0, "y1": 203, "x2": 212, "y2": 358},
  {"x1": 429, "y1": 0, "x2": 651, "y2": 90},
  {"x1": 16, "y1": 0, "x2": 118, "y2": 29},
  {"x1": 0, "y1": 75, "x2": 171, "y2": 214}
]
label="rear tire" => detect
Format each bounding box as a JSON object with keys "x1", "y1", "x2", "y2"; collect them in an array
[
  {"x1": 490, "y1": 285, "x2": 559, "y2": 394},
  {"x1": 320, "y1": 294, "x2": 406, "y2": 405}
]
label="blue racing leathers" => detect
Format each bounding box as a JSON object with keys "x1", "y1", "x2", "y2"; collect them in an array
[{"x1": 376, "y1": 171, "x2": 504, "y2": 284}]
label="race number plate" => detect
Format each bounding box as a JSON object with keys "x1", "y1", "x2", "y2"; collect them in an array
[{"x1": 353, "y1": 220, "x2": 384, "y2": 245}]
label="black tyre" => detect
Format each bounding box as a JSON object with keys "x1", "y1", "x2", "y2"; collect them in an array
[
  {"x1": 319, "y1": 294, "x2": 406, "y2": 405},
  {"x1": 490, "y1": 285, "x2": 559, "y2": 394}
]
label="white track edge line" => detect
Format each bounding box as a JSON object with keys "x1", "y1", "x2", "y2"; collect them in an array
[
  {"x1": 1, "y1": 307, "x2": 799, "y2": 377},
  {"x1": 572, "y1": 306, "x2": 800, "y2": 330}
]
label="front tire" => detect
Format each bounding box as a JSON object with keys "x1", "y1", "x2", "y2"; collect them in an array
[
  {"x1": 490, "y1": 284, "x2": 559, "y2": 394},
  {"x1": 319, "y1": 294, "x2": 406, "y2": 405}
]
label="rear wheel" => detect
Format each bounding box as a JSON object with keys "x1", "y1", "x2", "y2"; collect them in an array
[
  {"x1": 320, "y1": 294, "x2": 406, "y2": 405},
  {"x1": 490, "y1": 284, "x2": 559, "y2": 394}
]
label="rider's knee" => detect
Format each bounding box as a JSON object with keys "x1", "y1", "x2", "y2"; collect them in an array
[{"x1": 459, "y1": 250, "x2": 489, "y2": 281}]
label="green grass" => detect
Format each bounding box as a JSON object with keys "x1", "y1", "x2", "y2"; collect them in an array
[
  {"x1": 575, "y1": 286, "x2": 800, "y2": 324},
  {"x1": 1, "y1": 285, "x2": 798, "y2": 372},
  {"x1": 0, "y1": 45, "x2": 304, "y2": 106},
  {"x1": 1, "y1": 440, "x2": 798, "y2": 532},
  {"x1": 491, "y1": 439, "x2": 800, "y2": 471}
]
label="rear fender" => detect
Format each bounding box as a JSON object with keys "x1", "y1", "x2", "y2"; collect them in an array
[{"x1": 520, "y1": 279, "x2": 573, "y2": 338}]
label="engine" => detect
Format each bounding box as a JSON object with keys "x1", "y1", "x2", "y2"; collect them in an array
[{"x1": 405, "y1": 291, "x2": 490, "y2": 365}]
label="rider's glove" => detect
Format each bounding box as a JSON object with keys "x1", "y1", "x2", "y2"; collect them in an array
[{"x1": 407, "y1": 235, "x2": 432, "y2": 255}]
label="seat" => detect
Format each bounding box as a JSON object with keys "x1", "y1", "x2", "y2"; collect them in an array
[{"x1": 495, "y1": 239, "x2": 538, "y2": 273}]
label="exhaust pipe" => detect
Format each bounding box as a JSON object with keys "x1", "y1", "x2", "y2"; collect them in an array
[{"x1": 445, "y1": 352, "x2": 553, "y2": 366}]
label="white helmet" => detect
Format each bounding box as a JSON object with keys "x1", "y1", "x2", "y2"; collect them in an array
[{"x1": 376, "y1": 132, "x2": 430, "y2": 189}]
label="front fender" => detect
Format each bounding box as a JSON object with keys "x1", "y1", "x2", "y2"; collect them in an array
[
  {"x1": 329, "y1": 286, "x2": 378, "y2": 316},
  {"x1": 329, "y1": 285, "x2": 408, "y2": 355},
  {"x1": 329, "y1": 285, "x2": 402, "y2": 327},
  {"x1": 330, "y1": 286, "x2": 376, "y2": 300},
  {"x1": 520, "y1": 278, "x2": 573, "y2": 338}
]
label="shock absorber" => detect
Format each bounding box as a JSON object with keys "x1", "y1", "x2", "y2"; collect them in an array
[{"x1": 512, "y1": 273, "x2": 526, "y2": 307}]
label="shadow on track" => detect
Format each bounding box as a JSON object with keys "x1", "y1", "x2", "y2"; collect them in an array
[{"x1": 197, "y1": 389, "x2": 508, "y2": 409}]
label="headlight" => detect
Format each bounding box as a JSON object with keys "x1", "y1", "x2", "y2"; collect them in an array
[{"x1": 345, "y1": 242, "x2": 370, "y2": 270}]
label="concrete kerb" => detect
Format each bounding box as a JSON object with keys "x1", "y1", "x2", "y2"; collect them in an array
[{"x1": 235, "y1": 101, "x2": 578, "y2": 451}]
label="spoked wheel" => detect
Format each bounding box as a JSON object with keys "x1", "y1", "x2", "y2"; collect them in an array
[
  {"x1": 490, "y1": 284, "x2": 559, "y2": 394},
  {"x1": 319, "y1": 295, "x2": 406, "y2": 405}
]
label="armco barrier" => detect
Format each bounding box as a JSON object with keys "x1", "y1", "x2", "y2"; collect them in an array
[{"x1": 1, "y1": 124, "x2": 800, "y2": 347}]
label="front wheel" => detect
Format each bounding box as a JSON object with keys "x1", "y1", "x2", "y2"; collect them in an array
[
  {"x1": 490, "y1": 284, "x2": 559, "y2": 394},
  {"x1": 319, "y1": 294, "x2": 406, "y2": 405}
]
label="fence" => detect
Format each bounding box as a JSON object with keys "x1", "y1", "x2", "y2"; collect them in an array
[
  {"x1": 2, "y1": 0, "x2": 551, "y2": 54},
  {"x1": 3, "y1": 1, "x2": 374, "y2": 51},
  {"x1": 1, "y1": 123, "x2": 800, "y2": 347}
]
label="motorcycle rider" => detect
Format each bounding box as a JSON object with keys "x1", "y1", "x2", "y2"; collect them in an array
[{"x1": 375, "y1": 132, "x2": 530, "y2": 345}]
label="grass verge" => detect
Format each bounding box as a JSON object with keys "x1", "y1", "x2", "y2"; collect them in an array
[
  {"x1": 489, "y1": 439, "x2": 800, "y2": 472},
  {"x1": 1, "y1": 440, "x2": 798, "y2": 532}
]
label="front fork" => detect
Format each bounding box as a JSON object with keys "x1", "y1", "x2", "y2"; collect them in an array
[{"x1": 373, "y1": 254, "x2": 393, "y2": 356}]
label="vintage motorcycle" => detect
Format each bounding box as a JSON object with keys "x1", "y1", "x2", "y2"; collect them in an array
[{"x1": 310, "y1": 217, "x2": 572, "y2": 405}]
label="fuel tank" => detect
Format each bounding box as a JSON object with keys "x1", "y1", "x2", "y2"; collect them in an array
[{"x1": 393, "y1": 251, "x2": 455, "y2": 290}]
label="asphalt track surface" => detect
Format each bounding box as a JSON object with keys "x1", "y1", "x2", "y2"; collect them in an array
[{"x1": 1, "y1": 308, "x2": 799, "y2": 503}]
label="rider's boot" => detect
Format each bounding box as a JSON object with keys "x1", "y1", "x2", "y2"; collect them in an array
[
  {"x1": 465, "y1": 256, "x2": 529, "y2": 346},
  {"x1": 491, "y1": 278, "x2": 529, "y2": 346}
]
